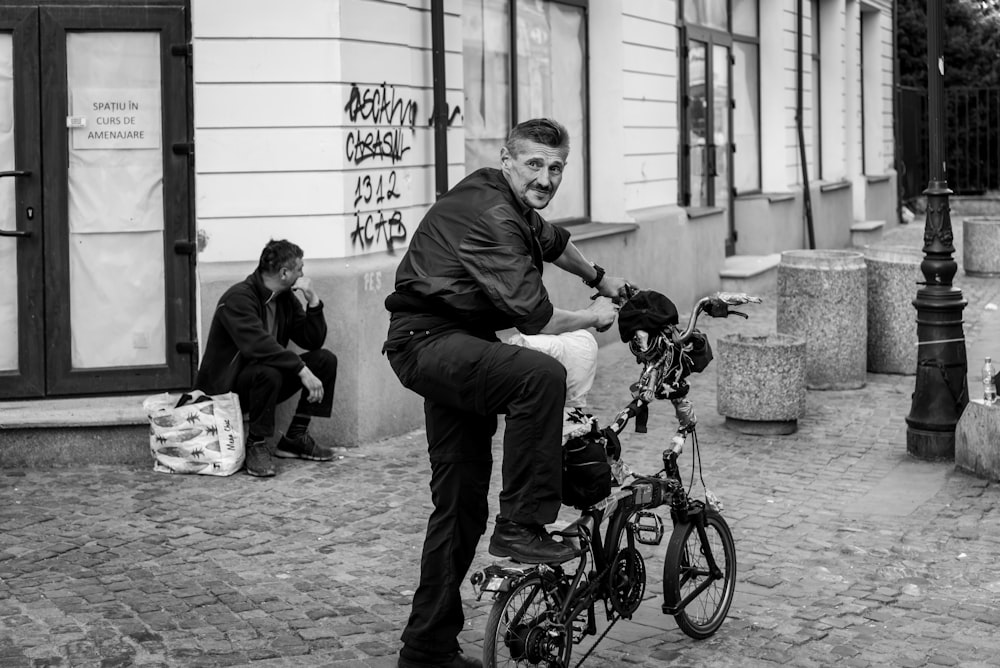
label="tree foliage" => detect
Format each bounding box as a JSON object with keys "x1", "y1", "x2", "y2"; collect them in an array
[{"x1": 898, "y1": 0, "x2": 1000, "y2": 88}]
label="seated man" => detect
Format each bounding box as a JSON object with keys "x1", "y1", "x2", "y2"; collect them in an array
[{"x1": 195, "y1": 239, "x2": 338, "y2": 477}]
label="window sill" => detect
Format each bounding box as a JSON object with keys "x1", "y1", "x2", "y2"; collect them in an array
[
  {"x1": 686, "y1": 206, "x2": 725, "y2": 220},
  {"x1": 866, "y1": 174, "x2": 891, "y2": 184},
  {"x1": 735, "y1": 192, "x2": 795, "y2": 203},
  {"x1": 561, "y1": 220, "x2": 639, "y2": 242},
  {"x1": 820, "y1": 180, "x2": 851, "y2": 193}
]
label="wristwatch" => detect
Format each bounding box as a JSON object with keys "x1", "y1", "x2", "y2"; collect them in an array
[{"x1": 583, "y1": 263, "x2": 605, "y2": 289}]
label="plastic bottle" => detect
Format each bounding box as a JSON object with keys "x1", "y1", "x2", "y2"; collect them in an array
[{"x1": 983, "y1": 357, "x2": 997, "y2": 404}]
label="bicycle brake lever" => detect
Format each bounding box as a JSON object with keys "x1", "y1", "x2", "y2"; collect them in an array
[{"x1": 729, "y1": 309, "x2": 749, "y2": 319}]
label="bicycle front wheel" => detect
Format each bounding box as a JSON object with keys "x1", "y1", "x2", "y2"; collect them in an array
[
  {"x1": 483, "y1": 576, "x2": 573, "y2": 668},
  {"x1": 662, "y1": 508, "x2": 736, "y2": 639}
]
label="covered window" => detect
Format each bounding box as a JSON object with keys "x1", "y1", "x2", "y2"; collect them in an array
[{"x1": 462, "y1": 0, "x2": 589, "y2": 221}]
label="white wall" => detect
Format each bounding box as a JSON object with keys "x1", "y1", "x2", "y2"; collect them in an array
[
  {"x1": 192, "y1": 0, "x2": 463, "y2": 263},
  {"x1": 619, "y1": 0, "x2": 678, "y2": 213}
]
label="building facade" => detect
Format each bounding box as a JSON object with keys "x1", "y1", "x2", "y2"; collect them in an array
[{"x1": 1, "y1": 0, "x2": 898, "y2": 445}]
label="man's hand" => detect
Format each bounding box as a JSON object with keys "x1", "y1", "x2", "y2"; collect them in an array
[
  {"x1": 588, "y1": 296, "x2": 618, "y2": 332},
  {"x1": 596, "y1": 275, "x2": 636, "y2": 304},
  {"x1": 298, "y1": 366, "x2": 324, "y2": 403},
  {"x1": 292, "y1": 277, "x2": 320, "y2": 308}
]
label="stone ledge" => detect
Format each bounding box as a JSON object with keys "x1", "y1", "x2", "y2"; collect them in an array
[
  {"x1": 0, "y1": 395, "x2": 149, "y2": 429},
  {"x1": 851, "y1": 220, "x2": 885, "y2": 247},
  {"x1": 720, "y1": 254, "x2": 781, "y2": 295}
]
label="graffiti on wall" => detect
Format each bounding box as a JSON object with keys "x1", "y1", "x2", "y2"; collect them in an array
[
  {"x1": 343, "y1": 82, "x2": 461, "y2": 254},
  {"x1": 344, "y1": 82, "x2": 414, "y2": 252}
]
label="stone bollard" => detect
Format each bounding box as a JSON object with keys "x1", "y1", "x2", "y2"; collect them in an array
[
  {"x1": 777, "y1": 250, "x2": 867, "y2": 390},
  {"x1": 863, "y1": 246, "x2": 923, "y2": 375},
  {"x1": 955, "y1": 400, "x2": 1000, "y2": 480},
  {"x1": 717, "y1": 333, "x2": 807, "y2": 435},
  {"x1": 963, "y1": 217, "x2": 1000, "y2": 277}
]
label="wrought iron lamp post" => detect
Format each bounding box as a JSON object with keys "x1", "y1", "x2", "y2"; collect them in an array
[{"x1": 905, "y1": 0, "x2": 968, "y2": 458}]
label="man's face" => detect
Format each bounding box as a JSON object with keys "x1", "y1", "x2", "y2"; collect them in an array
[
  {"x1": 500, "y1": 140, "x2": 568, "y2": 210},
  {"x1": 278, "y1": 258, "x2": 304, "y2": 291}
]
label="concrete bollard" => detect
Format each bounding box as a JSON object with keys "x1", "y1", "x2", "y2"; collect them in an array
[
  {"x1": 955, "y1": 400, "x2": 1000, "y2": 481},
  {"x1": 777, "y1": 249, "x2": 867, "y2": 390},
  {"x1": 863, "y1": 246, "x2": 923, "y2": 375},
  {"x1": 717, "y1": 332, "x2": 807, "y2": 435},
  {"x1": 963, "y1": 217, "x2": 1000, "y2": 277}
]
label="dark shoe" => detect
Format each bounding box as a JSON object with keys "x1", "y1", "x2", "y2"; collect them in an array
[
  {"x1": 397, "y1": 650, "x2": 482, "y2": 668},
  {"x1": 245, "y1": 439, "x2": 275, "y2": 477},
  {"x1": 488, "y1": 518, "x2": 579, "y2": 564},
  {"x1": 275, "y1": 432, "x2": 334, "y2": 461}
]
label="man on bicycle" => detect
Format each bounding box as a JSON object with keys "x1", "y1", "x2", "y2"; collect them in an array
[{"x1": 383, "y1": 117, "x2": 632, "y2": 668}]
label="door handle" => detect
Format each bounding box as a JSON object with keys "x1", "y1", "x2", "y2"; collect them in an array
[{"x1": 0, "y1": 170, "x2": 31, "y2": 178}]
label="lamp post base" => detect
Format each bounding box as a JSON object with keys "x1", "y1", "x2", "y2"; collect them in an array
[{"x1": 906, "y1": 426, "x2": 955, "y2": 461}]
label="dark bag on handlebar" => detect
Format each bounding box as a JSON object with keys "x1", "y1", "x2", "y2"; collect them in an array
[
  {"x1": 617, "y1": 290, "x2": 679, "y2": 342},
  {"x1": 562, "y1": 426, "x2": 616, "y2": 509},
  {"x1": 685, "y1": 330, "x2": 713, "y2": 373}
]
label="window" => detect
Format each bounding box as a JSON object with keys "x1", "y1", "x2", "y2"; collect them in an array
[
  {"x1": 681, "y1": 0, "x2": 760, "y2": 205},
  {"x1": 462, "y1": 0, "x2": 589, "y2": 221}
]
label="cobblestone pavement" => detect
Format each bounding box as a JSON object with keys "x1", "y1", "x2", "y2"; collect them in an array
[{"x1": 4, "y1": 223, "x2": 1000, "y2": 668}]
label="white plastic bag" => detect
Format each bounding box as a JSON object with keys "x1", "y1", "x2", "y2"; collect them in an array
[
  {"x1": 142, "y1": 391, "x2": 245, "y2": 476},
  {"x1": 507, "y1": 329, "x2": 598, "y2": 407}
]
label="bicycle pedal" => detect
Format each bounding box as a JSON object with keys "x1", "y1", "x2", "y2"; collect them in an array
[{"x1": 632, "y1": 511, "x2": 665, "y2": 545}]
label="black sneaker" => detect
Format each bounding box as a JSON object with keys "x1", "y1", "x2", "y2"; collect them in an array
[
  {"x1": 488, "y1": 518, "x2": 579, "y2": 564},
  {"x1": 245, "y1": 439, "x2": 275, "y2": 477},
  {"x1": 275, "y1": 432, "x2": 335, "y2": 461}
]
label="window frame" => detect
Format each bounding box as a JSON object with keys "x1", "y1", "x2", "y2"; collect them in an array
[
  {"x1": 810, "y1": 0, "x2": 822, "y2": 180},
  {"x1": 678, "y1": 22, "x2": 734, "y2": 210},
  {"x1": 680, "y1": 1, "x2": 761, "y2": 205},
  {"x1": 731, "y1": 6, "x2": 760, "y2": 195}
]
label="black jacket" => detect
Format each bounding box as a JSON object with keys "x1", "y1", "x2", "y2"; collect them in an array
[
  {"x1": 384, "y1": 168, "x2": 570, "y2": 350},
  {"x1": 195, "y1": 271, "x2": 327, "y2": 394}
]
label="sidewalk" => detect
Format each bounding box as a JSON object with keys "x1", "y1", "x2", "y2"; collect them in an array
[{"x1": 3, "y1": 222, "x2": 1000, "y2": 668}]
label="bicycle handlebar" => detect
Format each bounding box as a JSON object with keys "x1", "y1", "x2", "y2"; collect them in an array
[
  {"x1": 673, "y1": 292, "x2": 762, "y2": 344},
  {"x1": 605, "y1": 291, "x2": 762, "y2": 438}
]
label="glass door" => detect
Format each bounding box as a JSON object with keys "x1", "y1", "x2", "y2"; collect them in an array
[{"x1": 0, "y1": 4, "x2": 193, "y2": 399}]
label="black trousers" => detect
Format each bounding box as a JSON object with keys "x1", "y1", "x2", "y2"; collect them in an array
[
  {"x1": 233, "y1": 348, "x2": 338, "y2": 441},
  {"x1": 387, "y1": 331, "x2": 566, "y2": 657}
]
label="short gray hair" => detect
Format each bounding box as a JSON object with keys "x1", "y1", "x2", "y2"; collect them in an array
[{"x1": 504, "y1": 118, "x2": 570, "y2": 156}]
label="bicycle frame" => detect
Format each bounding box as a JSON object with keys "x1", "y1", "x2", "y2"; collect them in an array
[{"x1": 474, "y1": 291, "x2": 757, "y2": 666}]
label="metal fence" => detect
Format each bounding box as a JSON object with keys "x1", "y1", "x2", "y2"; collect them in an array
[{"x1": 897, "y1": 86, "x2": 1000, "y2": 200}]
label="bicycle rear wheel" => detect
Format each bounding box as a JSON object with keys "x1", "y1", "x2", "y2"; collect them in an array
[
  {"x1": 662, "y1": 507, "x2": 736, "y2": 639},
  {"x1": 484, "y1": 575, "x2": 573, "y2": 668}
]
